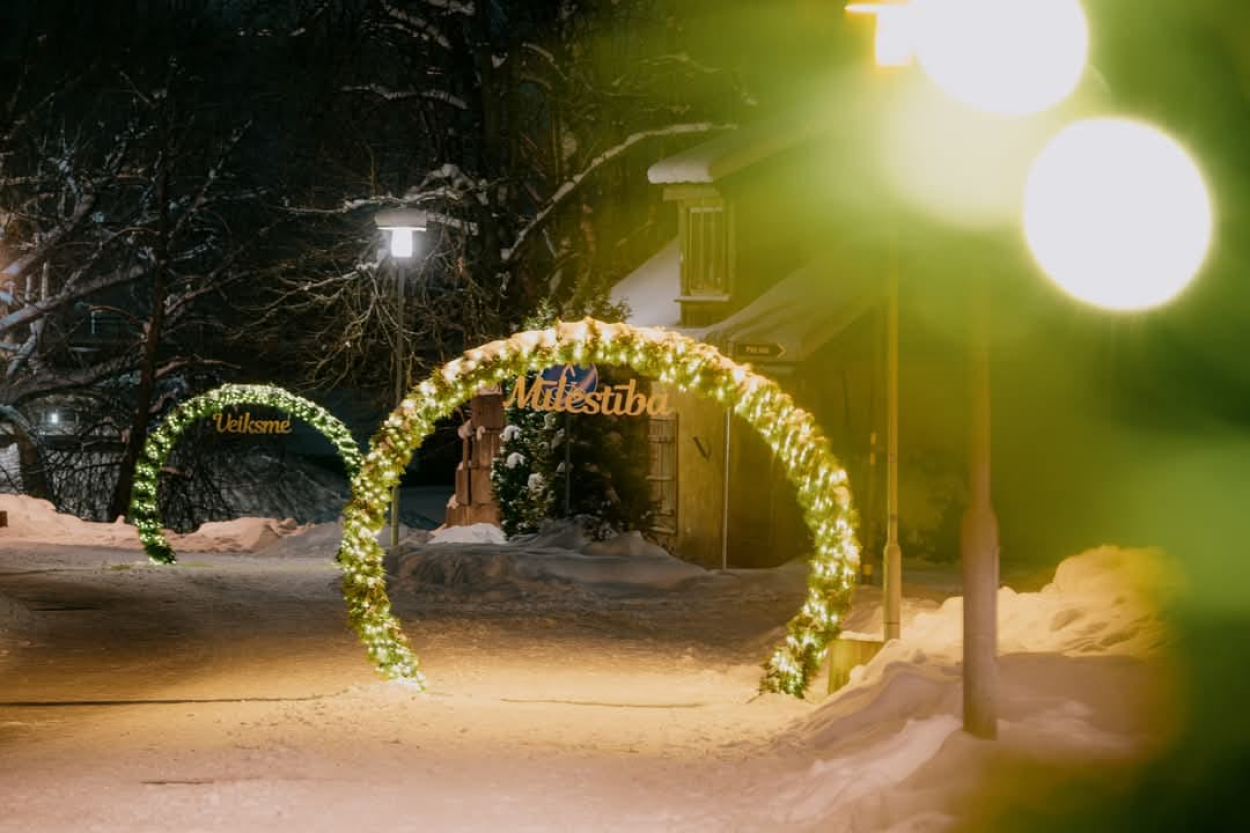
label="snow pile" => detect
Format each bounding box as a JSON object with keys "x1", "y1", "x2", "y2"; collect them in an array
[
  {"x1": 776, "y1": 714, "x2": 964, "y2": 827},
  {"x1": 0, "y1": 494, "x2": 138, "y2": 548},
  {"x1": 391, "y1": 526, "x2": 706, "y2": 598},
  {"x1": 0, "y1": 494, "x2": 313, "y2": 554},
  {"x1": 842, "y1": 546, "x2": 1171, "y2": 684},
  {"x1": 428, "y1": 523, "x2": 507, "y2": 546},
  {"x1": 170, "y1": 516, "x2": 301, "y2": 553},
  {"x1": 726, "y1": 546, "x2": 1175, "y2": 832},
  {"x1": 583, "y1": 529, "x2": 672, "y2": 559},
  {"x1": 508, "y1": 520, "x2": 593, "y2": 551}
]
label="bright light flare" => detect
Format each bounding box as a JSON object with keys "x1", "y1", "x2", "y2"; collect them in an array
[
  {"x1": 913, "y1": 0, "x2": 1089, "y2": 116},
  {"x1": 881, "y1": 81, "x2": 1058, "y2": 227},
  {"x1": 1023, "y1": 118, "x2": 1213, "y2": 311},
  {"x1": 848, "y1": 2, "x2": 916, "y2": 68},
  {"x1": 388, "y1": 227, "x2": 415, "y2": 259}
]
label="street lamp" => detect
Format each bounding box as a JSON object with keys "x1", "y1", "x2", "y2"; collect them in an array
[
  {"x1": 847, "y1": 0, "x2": 913, "y2": 648},
  {"x1": 853, "y1": 0, "x2": 1213, "y2": 741},
  {"x1": 374, "y1": 207, "x2": 428, "y2": 548},
  {"x1": 849, "y1": 0, "x2": 1089, "y2": 740}
]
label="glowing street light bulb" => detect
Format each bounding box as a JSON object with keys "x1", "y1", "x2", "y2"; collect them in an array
[
  {"x1": 373, "y1": 207, "x2": 428, "y2": 260},
  {"x1": 389, "y1": 227, "x2": 414, "y2": 258},
  {"x1": 1023, "y1": 117, "x2": 1213, "y2": 311},
  {"x1": 912, "y1": 0, "x2": 1089, "y2": 116}
]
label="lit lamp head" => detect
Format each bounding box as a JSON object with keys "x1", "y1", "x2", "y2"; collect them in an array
[
  {"x1": 851, "y1": 0, "x2": 1089, "y2": 116},
  {"x1": 1023, "y1": 117, "x2": 1213, "y2": 312},
  {"x1": 374, "y1": 208, "x2": 429, "y2": 260},
  {"x1": 847, "y1": 1, "x2": 916, "y2": 68}
]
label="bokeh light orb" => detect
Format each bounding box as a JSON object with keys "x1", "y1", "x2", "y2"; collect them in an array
[
  {"x1": 913, "y1": 0, "x2": 1089, "y2": 116},
  {"x1": 1023, "y1": 118, "x2": 1213, "y2": 311}
]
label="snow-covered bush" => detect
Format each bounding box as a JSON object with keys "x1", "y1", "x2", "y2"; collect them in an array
[
  {"x1": 490, "y1": 301, "x2": 654, "y2": 539},
  {"x1": 491, "y1": 387, "x2": 555, "y2": 537}
]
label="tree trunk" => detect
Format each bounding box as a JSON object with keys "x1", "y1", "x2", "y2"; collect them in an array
[
  {"x1": 107, "y1": 157, "x2": 171, "y2": 521},
  {"x1": 469, "y1": 2, "x2": 506, "y2": 285}
]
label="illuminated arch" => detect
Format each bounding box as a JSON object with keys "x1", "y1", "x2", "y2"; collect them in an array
[
  {"x1": 339, "y1": 319, "x2": 861, "y2": 697},
  {"x1": 130, "y1": 383, "x2": 362, "y2": 565}
]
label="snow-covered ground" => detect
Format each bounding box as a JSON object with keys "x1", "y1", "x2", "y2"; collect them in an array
[{"x1": 0, "y1": 495, "x2": 1175, "y2": 831}]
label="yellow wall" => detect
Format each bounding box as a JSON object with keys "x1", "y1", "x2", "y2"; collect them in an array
[
  {"x1": 659, "y1": 383, "x2": 726, "y2": 568},
  {"x1": 659, "y1": 380, "x2": 813, "y2": 569}
]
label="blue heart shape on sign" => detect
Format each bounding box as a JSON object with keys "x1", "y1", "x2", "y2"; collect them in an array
[{"x1": 540, "y1": 364, "x2": 599, "y2": 393}]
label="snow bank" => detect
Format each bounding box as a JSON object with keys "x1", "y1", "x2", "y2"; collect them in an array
[
  {"x1": 0, "y1": 494, "x2": 310, "y2": 554},
  {"x1": 391, "y1": 527, "x2": 706, "y2": 597},
  {"x1": 733, "y1": 546, "x2": 1175, "y2": 832},
  {"x1": 428, "y1": 523, "x2": 507, "y2": 546},
  {"x1": 508, "y1": 520, "x2": 593, "y2": 551},
  {"x1": 531, "y1": 548, "x2": 706, "y2": 588},
  {"x1": 842, "y1": 545, "x2": 1171, "y2": 686},
  {"x1": 391, "y1": 545, "x2": 707, "y2": 596},
  {"x1": 0, "y1": 494, "x2": 137, "y2": 548},
  {"x1": 583, "y1": 529, "x2": 672, "y2": 559},
  {"x1": 170, "y1": 517, "x2": 300, "y2": 553}
]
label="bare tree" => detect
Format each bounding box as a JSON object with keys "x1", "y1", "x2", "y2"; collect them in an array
[
  {"x1": 0, "y1": 18, "x2": 266, "y2": 518},
  {"x1": 244, "y1": 0, "x2": 745, "y2": 397}
]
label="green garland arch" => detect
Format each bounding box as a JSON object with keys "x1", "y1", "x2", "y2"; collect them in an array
[
  {"x1": 130, "y1": 383, "x2": 362, "y2": 565},
  {"x1": 339, "y1": 318, "x2": 861, "y2": 697}
]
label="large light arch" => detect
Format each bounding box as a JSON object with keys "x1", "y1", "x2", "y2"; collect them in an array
[
  {"x1": 130, "y1": 383, "x2": 362, "y2": 565},
  {"x1": 338, "y1": 319, "x2": 861, "y2": 697}
]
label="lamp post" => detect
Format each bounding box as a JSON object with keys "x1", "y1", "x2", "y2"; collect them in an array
[
  {"x1": 851, "y1": 0, "x2": 1213, "y2": 740},
  {"x1": 374, "y1": 207, "x2": 428, "y2": 548},
  {"x1": 847, "y1": 1, "x2": 911, "y2": 645},
  {"x1": 848, "y1": 0, "x2": 1090, "y2": 739}
]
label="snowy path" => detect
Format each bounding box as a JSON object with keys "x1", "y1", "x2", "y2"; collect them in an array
[
  {"x1": 0, "y1": 538, "x2": 1174, "y2": 832},
  {"x1": 0, "y1": 544, "x2": 819, "y2": 832}
]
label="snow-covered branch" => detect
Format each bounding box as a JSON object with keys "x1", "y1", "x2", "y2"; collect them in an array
[
  {"x1": 502, "y1": 122, "x2": 735, "y2": 264},
  {"x1": 342, "y1": 84, "x2": 469, "y2": 110},
  {"x1": 0, "y1": 264, "x2": 150, "y2": 338},
  {"x1": 381, "y1": 2, "x2": 452, "y2": 49},
  {"x1": 419, "y1": 0, "x2": 474, "y2": 14}
]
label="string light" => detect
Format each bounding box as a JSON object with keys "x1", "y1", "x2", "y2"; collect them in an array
[
  {"x1": 341, "y1": 318, "x2": 861, "y2": 696},
  {"x1": 129, "y1": 384, "x2": 362, "y2": 565}
]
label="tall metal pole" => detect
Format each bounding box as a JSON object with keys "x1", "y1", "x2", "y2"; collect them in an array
[
  {"x1": 961, "y1": 277, "x2": 999, "y2": 739},
  {"x1": 564, "y1": 412, "x2": 572, "y2": 515},
  {"x1": 390, "y1": 258, "x2": 406, "y2": 549},
  {"x1": 883, "y1": 239, "x2": 902, "y2": 641},
  {"x1": 720, "y1": 404, "x2": 732, "y2": 571}
]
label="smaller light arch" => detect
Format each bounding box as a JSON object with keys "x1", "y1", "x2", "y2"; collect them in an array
[
  {"x1": 129, "y1": 383, "x2": 362, "y2": 565},
  {"x1": 339, "y1": 319, "x2": 861, "y2": 697}
]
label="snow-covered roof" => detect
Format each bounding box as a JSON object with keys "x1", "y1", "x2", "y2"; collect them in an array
[
  {"x1": 609, "y1": 238, "x2": 681, "y2": 328},
  {"x1": 706, "y1": 255, "x2": 881, "y2": 364},
  {"x1": 647, "y1": 109, "x2": 835, "y2": 185}
]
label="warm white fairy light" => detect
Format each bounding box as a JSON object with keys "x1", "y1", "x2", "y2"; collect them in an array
[
  {"x1": 342, "y1": 318, "x2": 862, "y2": 696},
  {"x1": 128, "y1": 384, "x2": 362, "y2": 565}
]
